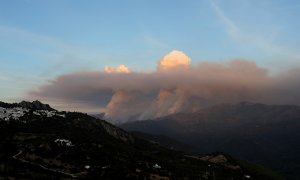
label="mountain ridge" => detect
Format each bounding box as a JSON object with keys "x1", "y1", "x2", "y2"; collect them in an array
[
  {"x1": 0, "y1": 100, "x2": 54, "y2": 111},
  {"x1": 120, "y1": 101, "x2": 300, "y2": 179},
  {"x1": 0, "y1": 100, "x2": 282, "y2": 179}
]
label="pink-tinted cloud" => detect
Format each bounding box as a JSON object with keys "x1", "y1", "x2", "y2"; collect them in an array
[
  {"x1": 158, "y1": 50, "x2": 191, "y2": 71},
  {"x1": 30, "y1": 51, "x2": 300, "y2": 123},
  {"x1": 104, "y1": 65, "x2": 131, "y2": 74}
]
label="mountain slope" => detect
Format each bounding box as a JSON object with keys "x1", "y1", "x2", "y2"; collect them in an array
[
  {"x1": 120, "y1": 102, "x2": 300, "y2": 179},
  {"x1": 0, "y1": 101, "x2": 281, "y2": 179}
]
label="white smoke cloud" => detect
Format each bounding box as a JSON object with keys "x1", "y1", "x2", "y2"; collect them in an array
[{"x1": 30, "y1": 50, "x2": 300, "y2": 124}]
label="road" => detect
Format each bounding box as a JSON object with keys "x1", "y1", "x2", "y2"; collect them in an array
[{"x1": 12, "y1": 150, "x2": 80, "y2": 178}]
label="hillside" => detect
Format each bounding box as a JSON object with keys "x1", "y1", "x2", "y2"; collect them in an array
[
  {"x1": 120, "y1": 102, "x2": 300, "y2": 179},
  {"x1": 0, "y1": 101, "x2": 282, "y2": 179}
]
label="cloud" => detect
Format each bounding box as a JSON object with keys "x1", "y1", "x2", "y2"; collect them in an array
[
  {"x1": 30, "y1": 50, "x2": 300, "y2": 124},
  {"x1": 209, "y1": 0, "x2": 300, "y2": 63},
  {"x1": 209, "y1": 0, "x2": 240, "y2": 39},
  {"x1": 158, "y1": 50, "x2": 191, "y2": 71},
  {"x1": 104, "y1": 65, "x2": 131, "y2": 74}
]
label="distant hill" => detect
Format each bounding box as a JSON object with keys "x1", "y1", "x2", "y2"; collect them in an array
[
  {"x1": 120, "y1": 102, "x2": 300, "y2": 179},
  {"x1": 0, "y1": 101, "x2": 282, "y2": 179}
]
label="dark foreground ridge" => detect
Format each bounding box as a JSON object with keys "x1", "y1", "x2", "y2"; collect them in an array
[{"x1": 0, "y1": 101, "x2": 283, "y2": 179}]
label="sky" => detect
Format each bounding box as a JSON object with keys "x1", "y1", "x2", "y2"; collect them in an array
[{"x1": 1, "y1": 0, "x2": 300, "y2": 118}]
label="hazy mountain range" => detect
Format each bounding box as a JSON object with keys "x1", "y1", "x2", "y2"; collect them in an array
[{"x1": 120, "y1": 102, "x2": 300, "y2": 179}]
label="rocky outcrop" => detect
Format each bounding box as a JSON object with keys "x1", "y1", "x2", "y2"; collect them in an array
[{"x1": 18, "y1": 100, "x2": 54, "y2": 111}]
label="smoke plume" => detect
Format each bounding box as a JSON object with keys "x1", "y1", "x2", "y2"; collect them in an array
[
  {"x1": 104, "y1": 65, "x2": 131, "y2": 74},
  {"x1": 30, "y1": 50, "x2": 300, "y2": 124},
  {"x1": 158, "y1": 50, "x2": 191, "y2": 71}
]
